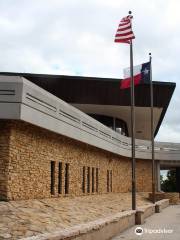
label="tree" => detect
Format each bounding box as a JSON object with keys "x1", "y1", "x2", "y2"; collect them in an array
[
  {"x1": 161, "y1": 169, "x2": 176, "y2": 192},
  {"x1": 160, "y1": 174, "x2": 164, "y2": 185}
]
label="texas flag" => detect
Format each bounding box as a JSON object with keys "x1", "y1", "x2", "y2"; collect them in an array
[{"x1": 120, "y1": 62, "x2": 150, "y2": 89}]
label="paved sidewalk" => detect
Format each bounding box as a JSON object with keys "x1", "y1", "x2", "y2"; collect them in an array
[{"x1": 112, "y1": 205, "x2": 180, "y2": 240}]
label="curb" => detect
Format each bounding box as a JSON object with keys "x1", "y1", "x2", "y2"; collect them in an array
[{"x1": 21, "y1": 199, "x2": 169, "y2": 240}]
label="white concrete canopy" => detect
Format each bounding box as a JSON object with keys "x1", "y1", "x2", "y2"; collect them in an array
[
  {"x1": 0, "y1": 75, "x2": 180, "y2": 162},
  {"x1": 72, "y1": 104, "x2": 163, "y2": 140}
]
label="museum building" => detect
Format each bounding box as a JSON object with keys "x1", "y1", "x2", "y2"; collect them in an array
[{"x1": 0, "y1": 73, "x2": 180, "y2": 201}]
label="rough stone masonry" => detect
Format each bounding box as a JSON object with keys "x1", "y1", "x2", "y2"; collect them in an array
[{"x1": 0, "y1": 120, "x2": 152, "y2": 201}]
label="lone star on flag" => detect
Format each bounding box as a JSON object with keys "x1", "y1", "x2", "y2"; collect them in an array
[
  {"x1": 120, "y1": 62, "x2": 151, "y2": 89},
  {"x1": 143, "y1": 68, "x2": 149, "y2": 75}
]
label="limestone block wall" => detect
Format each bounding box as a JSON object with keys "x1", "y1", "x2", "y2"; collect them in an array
[
  {"x1": 136, "y1": 159, "x2": 152, "y2": 192},
  {"x1": 0, "y1": 121, "x2": 11, "y2": 200},
  {"x1": 0, "y1": 120, "x2": 152, "y2": 201}
]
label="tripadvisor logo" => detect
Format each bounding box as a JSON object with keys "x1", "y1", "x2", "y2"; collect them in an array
[
  {"x1": 135, "y1": 227, "x2": 173, "y2": 235},
  {"x1": 135, "y1": 227, "x2": 143, "y2": 236}
]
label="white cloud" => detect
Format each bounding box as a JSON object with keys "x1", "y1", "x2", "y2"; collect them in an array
[
  {"x1": 0, "y1": 0, "x2": 180, "y2": 142},
  {"x1": 156, "y1": 124, "x2": 180, "y2": 143}
]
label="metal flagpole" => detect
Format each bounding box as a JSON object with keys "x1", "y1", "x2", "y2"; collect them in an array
[
  {"x1": 149, "y1": 53, "x2": 156, "y2": 204},
  {"x1": 129, "y1": 10, "x2": 136, "y2": 210},
  {"x1": 114, "y1": 10, "x2": 136, "y2": 210},
  {"x1": 130, "y1": 40, "x2": 136, "y2": 210}
]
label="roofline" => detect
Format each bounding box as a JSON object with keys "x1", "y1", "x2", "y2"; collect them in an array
[
  {"x1": 0, "y1": 72, "x2": 121, "y2": 82},
  {"x1": 0, "y1": 72, "x2": 176, "y2": 138},
  {"x1": 0, "y1": 72, "x2": 176, "y2": 87}
]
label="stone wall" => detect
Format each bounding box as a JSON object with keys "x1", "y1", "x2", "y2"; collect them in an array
[
  {"x1": 0, "y1": 120, "x2": 152, "y2": 201},
  {"x1": 163, "y1": 192, "x2": 180, "y2": 204},
  {"x1": 149, "y1": 192, "x2": 180, "y2": 204},
  {"x1": 0, "y1": 121, "x2": 11, "y2": 200}
]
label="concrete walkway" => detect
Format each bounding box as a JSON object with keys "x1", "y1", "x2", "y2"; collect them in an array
[{"x1": 112, "y1": 205, "x2": 180, "y2": 240}]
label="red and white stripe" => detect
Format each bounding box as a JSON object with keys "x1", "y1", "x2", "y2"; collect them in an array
[
  {"x1": 120, "y1": 64, "x2": 142, "y2": 89},
  {"x1": 114, "y1": 15, "x2": 135, "y2": 44}
]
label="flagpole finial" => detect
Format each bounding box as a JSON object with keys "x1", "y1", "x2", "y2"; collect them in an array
[
  {"x1": 149, "y1": 53, "x2": 152, "y2": 62},
  {"x1": 128, "y1": 10, "x2": 132, "y2": 15}
]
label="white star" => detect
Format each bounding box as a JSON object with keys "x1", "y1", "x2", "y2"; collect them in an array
[{"x1": 143, "y1": 68, "x2": 149, "y2": 75}]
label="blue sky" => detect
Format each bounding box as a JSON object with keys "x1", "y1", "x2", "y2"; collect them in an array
[{"x1": 0, "y1": 0, "x2": 180, "y2": 142}]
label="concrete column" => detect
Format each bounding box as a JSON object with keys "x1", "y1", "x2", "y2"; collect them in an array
[
  {"x1": 156, "y1": 161, "x2": 161, "y2": 191},
  {"x1": 176, "y1": 167, "x2": 180, "y2": 193},
  {"x1": 113, "y1": 117, "x2": 116, "y2": 131}
]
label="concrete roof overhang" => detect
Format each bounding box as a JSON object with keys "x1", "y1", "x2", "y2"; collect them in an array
[
  {"x1": 0, "y1": 72, "x2": 176, "y2": 140},
  {"x1": 160, "y1": 160, "x2": 180, "y2": 168}
]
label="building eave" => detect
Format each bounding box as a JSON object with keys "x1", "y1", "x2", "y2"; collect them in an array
[{"x1": 0, "y1": 72, "x2": 176, "y2": 139}]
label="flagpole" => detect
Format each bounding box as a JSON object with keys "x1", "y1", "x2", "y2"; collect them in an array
[
  {"x1": 129, "y1": 10, "x2": 136, "y2": 210},
  {"x1": 114, "y1": 11, "x2": 136, "y2": 210},
  {"x1": 149, "y1": 53, "x2": 156, "y2": 204}
]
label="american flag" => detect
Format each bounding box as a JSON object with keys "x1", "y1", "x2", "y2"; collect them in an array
[{"x1": 114, "y1": 15, "x2": 135, "y2": 44}]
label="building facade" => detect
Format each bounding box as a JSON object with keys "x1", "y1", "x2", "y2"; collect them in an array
[
  {"x1": 0, "y1": 75, "x2": 180, "y2": 201},
  {"x1": 0, "y1": 120, "x2": 152, "y2": 201}
]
